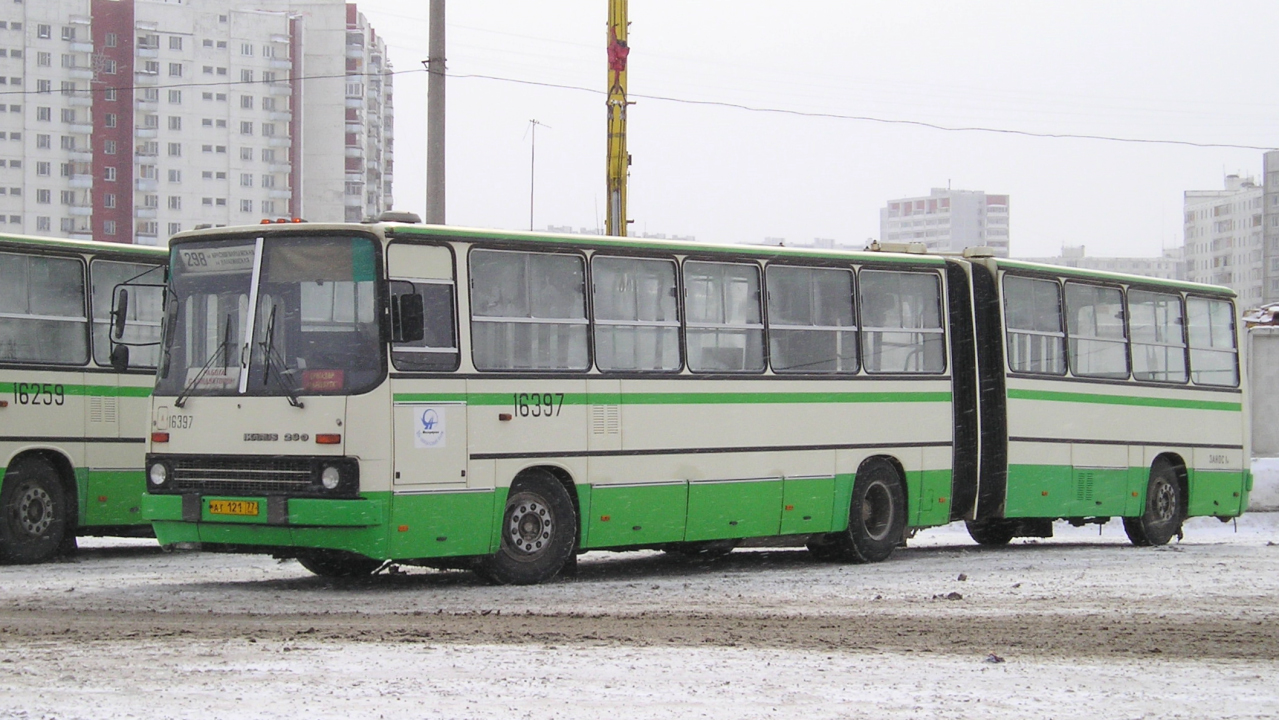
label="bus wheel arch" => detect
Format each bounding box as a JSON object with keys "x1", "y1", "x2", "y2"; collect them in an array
[
  {"x1": 0, "y1": 450, "x2": 76, "y2": 564},
  {"x1": 481, "y1": 466, "x2": 578, "y2": 585},
  {"x1": 1124, "y1": 454, "x2": 1187, "y2": 547}
]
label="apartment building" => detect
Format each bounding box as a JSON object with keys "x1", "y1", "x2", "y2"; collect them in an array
[
  {"x1": 0, "y1": 0, "x2": 392, "y2": 245},
  {"x1": 879, "y1": 188, "x2": 1010, "y2": 257},
  {"x1": 1263, "y1": 151, "x2": 1279, "y2": 304},
  {"x1": 1184, "y1": 174, "x2": 1263, "y2": 308}
]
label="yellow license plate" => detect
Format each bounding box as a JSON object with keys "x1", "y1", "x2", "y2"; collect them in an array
[{"x1": 208, "y1": 500, "x2": 260, "y2": 517}]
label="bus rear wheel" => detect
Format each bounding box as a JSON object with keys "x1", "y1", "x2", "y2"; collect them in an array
[
  {"x1": 0, "y1": 458, "x2": 69, "y2": 565},
  {"x1": 296, "y1": 549, "x2": 382, "y2": 577},
  {"x1": 1124, "y1": 461, "x2": 1184, "y2": 547},
  {"x1": 480, "y1": 471, "x2": 577, "y2": 585},
  {"x1": 965, "y1": 518, "x2": 1018, "y2": 546},
  {"x1": 819, "y1": 459, "x2": 906, "y2": 564}
]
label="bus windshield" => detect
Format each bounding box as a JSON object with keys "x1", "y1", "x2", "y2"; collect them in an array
[{"x1": 156, "y1": 234, "x2": 383, "y2": 400}]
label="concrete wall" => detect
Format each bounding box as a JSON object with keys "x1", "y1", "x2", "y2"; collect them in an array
[{"x1": 1250, "y1": 327, "x2": 1279, "y2": 457}]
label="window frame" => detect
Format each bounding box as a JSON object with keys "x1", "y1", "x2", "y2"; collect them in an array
[
  {"x1": 88, "y1": 258, "x2": 164, "y2": 369},
  {"x1": 590, "y1": 252, "x2": 684, "y2": 374},
  {"x1": 1185, "y1": 294, "x2": 1240, "y2": 388},
  {"x1": 467, "y1": 246, "x2": 591, "y2": 373},
  {"x1": 856, "y1": 266, "x2": 948, "y2": 375},
  {"x1": 1126, "y1": 286, "x2": 1188, "y2": 385},
  {"x1": 387, "y1": 240, "x2": 460, "y2": 374},
  {"x1": 1001, "y1": 272, "x2": 1067, "y2": 377},
  {"x1": 0, "y1": 250, "x2": 90, "y2": 367},
  {"x1": 764, "y1": 260, "x2": 859, "y2": 375},
  {"x1": 681, "y1": 257, "x2": 766, "y2": 375},
  {"x1": 1062, "y1": 279, "x2": 1130, "y2": 380}
]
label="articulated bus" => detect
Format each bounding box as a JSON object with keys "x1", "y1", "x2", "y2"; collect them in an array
[
  {"x1": 138, "y1": 222, "x2": 1249, "y2": 583},
  {"x1": 0, "y1": 234, "x2": 166, "y2": 563}
]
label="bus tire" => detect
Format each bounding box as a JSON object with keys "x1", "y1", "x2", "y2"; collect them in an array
[
  {"x1": 296, "y1": 549, "x2": 382, "y2": 577},
  {"x1": 826, "y1": 459, "x2": 906, "y2": 564},
  {"x1": 0, "y1": 458, "x2": 69, "y2": 565},
  {"x1": 481, "y1": 471, "x2": 577, "y2": 585},
  {"x1": 1124, "y1": 461, "x2": 1184, "y2": 547},
  {"x1": 805, "y1": 536, "x2": 842, "y2": 561},
  {"x1": 965, "y1": 519, "x2": 1018, "y2": 546}
]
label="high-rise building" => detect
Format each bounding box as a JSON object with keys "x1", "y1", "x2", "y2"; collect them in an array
[
  {"x1": 1018, "y1": 245, "x2": 1186, "y2": 281},
  {"x1": 1183, "y1": 174, "x2": 1263, "y2": 308},
  {"x1": 1262, "y1": 151, "x2": 1279, "y2": 304},
  {"x1": 879, "y1": 188, "x2": 1010, "y2": 257},
  {"x1": 0, "y1": 0, "x2": 392, "y2": 245}
]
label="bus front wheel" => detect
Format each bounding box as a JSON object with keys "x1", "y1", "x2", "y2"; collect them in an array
[
  {"x1": 480, "y1": 471, "x2": 577, "y2": 585},
  {"x1": 1124, "y1": 461, "x2": 1184, "y2": 547},
  {"x1": 0, "y1": 458, "x2": 69, "y2": 564}
]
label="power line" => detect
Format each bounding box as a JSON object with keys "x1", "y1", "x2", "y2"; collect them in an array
[
  {"x1": 448, "y1": 72, "x2": 1278, "y2": 152},
  {"x1": 5, "y1": 63, "x2": 1272, "y2": 152}
]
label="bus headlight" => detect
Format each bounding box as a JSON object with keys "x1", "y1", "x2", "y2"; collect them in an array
[
  {"x1": 320, "y1": 465, "x2": 341, "y2": 490},
  {"x1": 148, "y1": 462, "x2": 169, "y2": 489}
]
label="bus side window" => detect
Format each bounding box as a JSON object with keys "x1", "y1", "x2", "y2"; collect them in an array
[
  {"x1": 90, "y1": 260, "x2": 164, "y2": 369},
  {"x1": 470, "y1": 249, "x2": 589, "y2": 371},
  {"x1": 1128, "y1": 289, "x2": 1187, "y2": 383},
  {"x1": 683, "y1": 260, "x2": 765, "y2": 373},
  {"x1": 1064, "y1": 282, "x2": 1128, "y2": 379},
  {"x1": 859, "y1": 269, "x2": 945, "y2": 374},
  {"x1": 766, "y1": 265, "x2": 857, "y2": 374},
  {"x1": 1186, "y1": 296, "x2": 1238, "y2": 386},
  {"x1": 0, "y1": 251, "x2": 88, "y2": 365},
  {"x1": 591, "y1": 255, "x2": 681, "y2": 372},
  {"x1": 390, "y1": 279, "x2": 458, "y2": 372},
  {"x1": 1002, "y1": 275, "x2": 1065, "y2": 375}
]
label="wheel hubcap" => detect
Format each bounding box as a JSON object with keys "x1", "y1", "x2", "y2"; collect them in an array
[
  {"x1": 507, "y1": 499, "x2": 553, "y2": 556},
  {"x1": 861, "y1": 482, "x2": 894, "y2": 541},
  {"x1": 14, "y1": 484, "x2": 54, "y2": 537},
  {"x1": 1151, "y1": 479, "x2": 1177, "y2": 522}
]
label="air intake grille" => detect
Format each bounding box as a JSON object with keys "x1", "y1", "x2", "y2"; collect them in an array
[{"x1": 172, "y1": 456, "x2": 313, "y2": 496}]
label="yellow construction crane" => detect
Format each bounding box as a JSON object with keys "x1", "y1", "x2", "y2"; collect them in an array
[{"x1": 606, "y1": 0, "x2": 629, "y2": 236}]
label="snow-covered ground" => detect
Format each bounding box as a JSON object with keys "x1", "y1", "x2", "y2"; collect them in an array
[{"x1": 2, "y1": 515, "x2": 1278, "y2": 719}]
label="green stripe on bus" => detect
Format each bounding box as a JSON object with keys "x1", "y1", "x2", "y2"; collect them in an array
[
  {"x1": 1007, "y1": 388, "x2": 1241, "y2": 412},
  {"x1": 394, "y1": 390, "x2": 952, "y2": 405},
  {"x1": 0, "y1": 382, "x2": 152, "y2": 398}
]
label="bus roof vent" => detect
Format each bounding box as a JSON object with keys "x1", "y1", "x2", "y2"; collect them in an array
[
  {"x1": 866, "y1": 241, "x2": 929, "y2": 254},
  {"x1": 374, "y1": 211, "x2": 422, "y2": 224},
  {"x1": 962, "y1": 246, "x2": 996, "y2": 258}
]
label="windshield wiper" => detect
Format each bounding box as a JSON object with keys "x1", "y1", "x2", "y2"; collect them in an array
[
  {"x1": 259, "y1": 304, "x2": 304, "y2": 408},
  {"x1": 175, "y1": 313, "x2": 233, "y2": 408}
]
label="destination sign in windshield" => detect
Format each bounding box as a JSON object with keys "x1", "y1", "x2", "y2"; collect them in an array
[{"x1": 177, "y1": 245, "x2": 256, "y2": 274}]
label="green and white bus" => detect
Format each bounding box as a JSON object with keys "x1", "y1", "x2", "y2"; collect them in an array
[
  {"x1": 139, "y1": 222, "x2": 1249, "y2": 583},
  {"x1": 1, "y1": 234, "x2": 166, "y2": 563}
]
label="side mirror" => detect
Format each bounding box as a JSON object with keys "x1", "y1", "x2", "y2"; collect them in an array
[
  {"x1": 109, "y1": 344, "x2": 130, "y2": 372},
  {"x1": 112, "y1": 287, "x2": 130, "y2": 340},
  {"x1": 392, "y1": 293, "x2": 425, "y2": 343}
]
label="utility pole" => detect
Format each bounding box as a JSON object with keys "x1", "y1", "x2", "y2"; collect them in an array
[
  {"x1": 528, "y1": 119, "x2": 546, "y2": 231},
  {"x1": 605, "y1": 0, "x2": 629, "y2": 236},
  {"x1": 425, "y1": 0, "x2": 446, "y2": 224}
]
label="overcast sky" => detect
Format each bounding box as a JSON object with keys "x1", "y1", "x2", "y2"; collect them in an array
[{"x1": 353, "y1": 1, "x2": 1277, "y2": 258}]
